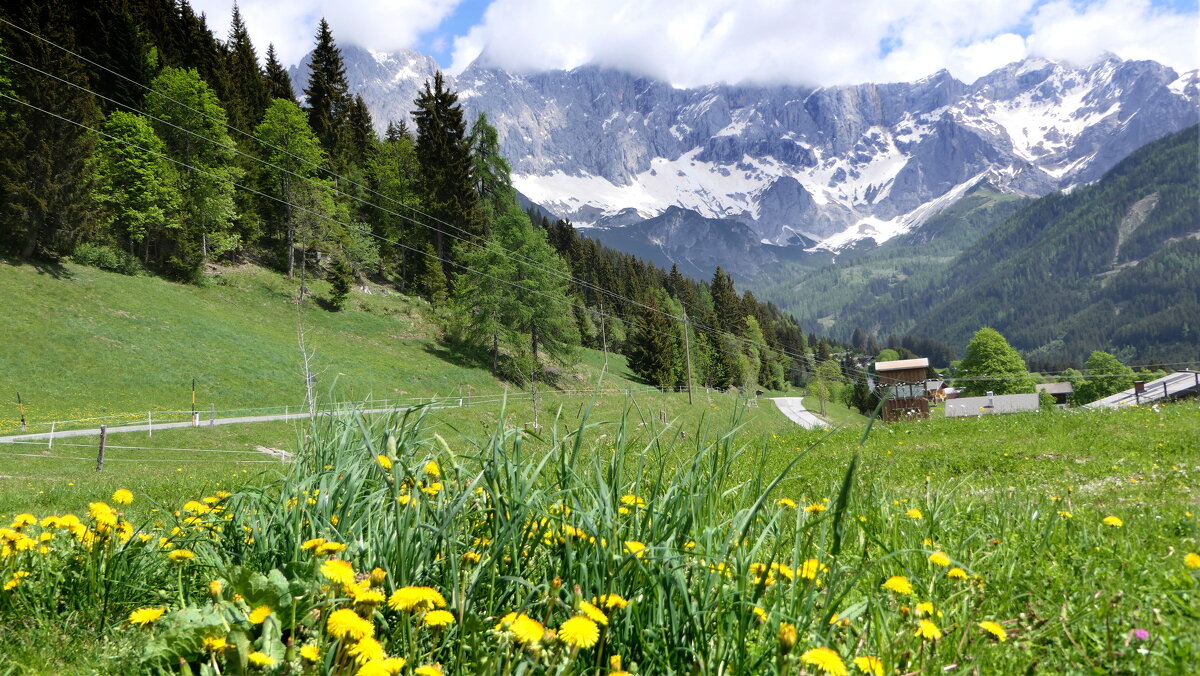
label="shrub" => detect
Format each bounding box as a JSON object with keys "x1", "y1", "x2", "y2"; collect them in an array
[{"x1": 71, "y1": 243, "x2": 143, "y2": 276}]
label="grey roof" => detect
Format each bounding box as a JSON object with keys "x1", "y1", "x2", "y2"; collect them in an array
[
  {"x1": 876, "y1": 358, "x2": 929, "y2": 372},
  {"x1": 1036, "y1": 382, "x2": 1074, "y2": 394},
  {"x1": 1084, "y1": 370, "x2": 1200, "y2": 409},
  {"x1": 925, "y1": 380, "x2": 945, "y2": 391},
  {"x1": 945, "y1": 393, "x2": 1040, "y2": 417}
]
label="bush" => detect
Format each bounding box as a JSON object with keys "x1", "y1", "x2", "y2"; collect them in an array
[{"x1": 71, "y1": 243, "x2": 143, "y2": 276}]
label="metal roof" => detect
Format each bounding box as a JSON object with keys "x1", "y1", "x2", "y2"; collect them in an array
[
  {"x1": 875, "y1": 358, "x2": 929, "y2": 372},
  {"x1": 945, "y1": 393, "x2": 1040, "y2": 417},
  {"x1": 1084, "y1": 370, "x2": 1200, "y2": 409},
  {"x1": 1036, "y1": 382, "x2": 1074, "y2": 394}
]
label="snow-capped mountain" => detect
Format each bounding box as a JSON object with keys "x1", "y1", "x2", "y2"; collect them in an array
[{"x1": 295, "y1": 50, "x2": 1199, "y2": 251}]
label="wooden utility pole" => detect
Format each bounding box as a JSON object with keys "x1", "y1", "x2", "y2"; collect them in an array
[
  {"x1": 16, "y1": 392, "x2": 26, "y2": 432},
  {"x1": 96, "y1": 425, "x2": 107, "y2": 472},
  {"x1": 682, "y1": 311, "x2": 694, "y2": 405},
  {"x1": 599, "y1": 307, "x2": 609, "y2": 389},
  {"x1": 191, "y1": 378, "x2": 197, "y2": 426}
]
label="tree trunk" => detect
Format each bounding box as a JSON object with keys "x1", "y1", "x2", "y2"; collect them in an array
[{"x1": 491, "y1": 329, "x2": 498, "y2": 375}]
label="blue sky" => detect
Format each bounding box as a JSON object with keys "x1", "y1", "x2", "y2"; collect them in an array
[{"x1": 195, "y1": 0, "x2": 1199, "y2": 86}]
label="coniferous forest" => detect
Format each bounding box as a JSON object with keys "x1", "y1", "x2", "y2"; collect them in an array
[{"x1": 0, "y1": 1, "x2": 816, "y2": 393}]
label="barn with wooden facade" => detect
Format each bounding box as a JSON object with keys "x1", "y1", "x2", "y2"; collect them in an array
[{"x1": 874, "y1": 358, "x2": 930, "y2": 422}]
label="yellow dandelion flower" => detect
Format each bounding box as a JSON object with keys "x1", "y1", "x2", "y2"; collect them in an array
[
  {"x1": 882, "y1": 576, "x2": 913, "y2": 595},
  {"x1": 776, "y1": 498, "x2": 797, "y2": 509},
  {"x1": 10, "y1": 513, "x2": 36, "y2": 528},
  {"x1": 378, "y1": 658, "x2": 408, "y2": 674},
  {"x1": 800, "y1": 647, "x2": 848, "y2": 676},
  {"x1": 1185, "y1": 552, "x2": 1200, "y2": 569},
  {"x1": 321, "y1": 559, "x2": 357, "y2": 588},
  {"x1": 853, "y1": 656, "x2": 884, "y2": 676},
  {"x1": 413, "y1": 666, "x2": 442, "y2": 676},
  {"x1": 1058, "y1": 510, "x2": 1073, "y2": 519},
  {"x1": 915, "y1": 619, "x2": 942, "y2": 640},
  {"x1": 424, "y1": 609, "x2": 455, "y2": 628},
  {"x1": 168, "y1": 549, "x2": 195, "y2": 563},
  {"x1": 112, "y1": 489, "x2": 133, "y2": 505},
  {"x1": 299, "y1": 644, "x2": 321, "y2": 662},
  {"x1": 752, "y1": 606, "x2": 768, "y2": 623},
  {"x1": 348, "y1": 637, "x2": 385, "y2": 665},
  {"x1": 424, "y1": 460, "x2": 441, "y2": 476},
  {"x1": 495, "y1": 612, "x2": 545, "y2": 644},
  {"x1": 317, "y1": 542, "x2": 347, "y2": 555},
  {"x1": 578, "y1": 601, "x2": 608, "y2": 626},
  {"x1": 248, "y1": 651, "x2": 275, "y2": 667},
  {"x1": 928, "y1": 551, "x2": 950, "y2": 567},
  {"x1": 798, "y1": 558, "x2": 827, "y2": 580},
  {"x1": 593, "y1": 593, "x2": 630, "y2": 610},
  {"x1": 620, "y1": 494, "x2": 646, "y2": 507},
  {"x1": 89, "y1": 502, "x2": 118, "y2": 527},
  {"x1": 248, "y1": 605, "x2": 272, "y2": 624},
  {"x1": 421, "y1": 482, "x2": 444, "y2": 496},
  {"x1": 462, "y1": 551, "x2": 481, "y2": 564},
  {"x1": 368, "y1": 567, "x2": 388, "y2": 586},
  {"x1": 327, "y1": 608, "x2": 375, "y2": 640},
  {"x1": 388, "y1": 586, "x2": 447, "y2": 612},
  {"x1": 778, "y1": 622, "x2": 798, "y2": 654},
  {"x1": 623, "y1": 541, "x2": 647, "y2": 558},
  {"x1": 354, "y1": 588, "x2": 386, "y2": 606},
  {"x1": 905, "y1": 508, "x2": 923, "y2": 520},
  {"x1": 979, "y1": 620, "x2": 1008, "y2": 641},
  {"x1": 356, "y1": 662, "x2": 390, "y2": 676},
  {"x1": 915, "y1": 602, "x2": 942, "y2": 618},
  {"x1": 684, "y1": 540, "x2": 696, "y2": 550},
  {"x1": 1103, "y1": 515, "x2": 1124, "y2": 528},
  {"x1": 3, "y1": 571, "x2": 30, "y2": 591},
  {"x1": 301, "y1": 537, "x2": 327, "y2": 551},
  {"x1": 376, "y1": 454, "x2": 392, "y2": 470},
  {"x1": 806, "y1": 503, "x2": 827, "y2": 514},
  {"x1": 559, "y1": 616, "x2": 600, "y2": 649},
  {"x1": 947, "y1": 567, "x2": 968, "y2": 580},
  {"x1": 129, "y1": 607, "x2": 166, "y2": 626},
  {"x1": 203, "y1": 636, "x2": 229, "y2": 653}
]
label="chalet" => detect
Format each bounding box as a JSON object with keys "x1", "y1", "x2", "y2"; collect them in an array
[{"x1": 874, "y1": 358, "x2": 930, "y2": 422}]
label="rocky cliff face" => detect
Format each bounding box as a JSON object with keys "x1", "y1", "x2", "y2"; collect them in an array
[{"x1": 298, "y1": 49, "x2": 1198, "y2": 252}]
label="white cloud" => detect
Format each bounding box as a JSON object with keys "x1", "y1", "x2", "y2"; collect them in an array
[
  {"x1": 191, "y1": 0, "x2": 462, "y2": 66},
  {"x1": 449, "y1": 0, "x2": 1198, "y2": 86}
]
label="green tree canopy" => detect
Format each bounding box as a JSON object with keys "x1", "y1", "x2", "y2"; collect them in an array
[
  {"x1": 956, "y1": 327, "x2": 1033, "y2": 396},
  {"x1": 1075, "y1": 350, "x2": 1135, "y2": 404},
  {"x1": 93, "y1": 111, "x2": 180, "y2": 262}
]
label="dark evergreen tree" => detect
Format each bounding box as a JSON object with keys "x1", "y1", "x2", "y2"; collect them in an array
[
  {"x1": 710, "y1": 267, "x2": 744, "y2": 335},
  {"x1": 303, "y1": 19, "x2": 350, "y2": 159},
  {"x1": 262, "y1": 43, "x2": 294, "y2": 101},
  {"x1": 0, "y1": 5, "x2": 99, "y2": 259},
  {"x1": 413, "y1": 72, "x2": 478, "y2": 280},
  {"x1": 344, "y1": 93, "x2": 375, "y2": 161},
  {"x1": 74, "y1": 0, "x2": 151, "y2": 112},
  {"x1": 627, "y1": 290, "x2": 683, "y2": 389},
  {"x1": 222, "y1": 4, "x2": 268, "y2": 131}
]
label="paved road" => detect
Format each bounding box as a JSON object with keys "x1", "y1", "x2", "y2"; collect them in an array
[{"x1": 770, "y1": 397, "x2": 829, "y2": 429}]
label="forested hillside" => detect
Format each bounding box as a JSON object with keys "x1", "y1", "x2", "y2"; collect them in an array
[{"x1": 0, "y1": 1, "x2": 825, "y2": 396}]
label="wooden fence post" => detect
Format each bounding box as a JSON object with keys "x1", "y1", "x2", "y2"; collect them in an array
[{"x1": 96, "y1": 425, "x2": 107, "y2": 472}]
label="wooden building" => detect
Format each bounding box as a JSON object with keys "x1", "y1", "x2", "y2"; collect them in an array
[{"x1": 875, "y1": 358, "x2": 931, "y2": 422}]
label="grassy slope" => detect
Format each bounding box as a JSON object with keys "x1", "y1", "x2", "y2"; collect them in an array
[{"x1": 0, "y1": 260, "x2": 663, "y2": 431}]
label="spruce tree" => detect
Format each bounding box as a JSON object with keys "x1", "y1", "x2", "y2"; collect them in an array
[
  {"x1": 413, "y1": 72, "x2": 478, "y2": 280},
  {"x1": 223, "y1": 4, "x2": 268, "y2": 131},
  {"x1": 303, "y1": 19, "x2": 350, "y2": 160},
  {"x1": 344, "y1": 94, "x2": 375, "y2": 161},
  {"x1": 469, "y1": 112, "x2": 512, "y2": 234},
  {"x1": 365, "y1": 126, "x2": 421, "y2": 282},
  {"x1": 262, "y1": 43, "x2": 295, "y2": 101}
]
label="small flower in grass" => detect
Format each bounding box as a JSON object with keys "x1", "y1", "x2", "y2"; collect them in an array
[
  {"x1": 168, "y1": 549, "x2": 195, "y2": 563},
  {"x1": 413, "y1": 666, "x2": 443, "y2": 676},
  {"x1": 494, "y1": 612, "x2": 545, "y2": 644},
  {"x1": 623, "y1": 540, "x2": 647, "y2": 558},
  {"x1": 203, "y1": 636, "x2": 229, "y2": 653},
  {"x1": 853, "y1": 656, "x2": 884, "y2": 676},
  {"x1": 301, "y1": 537, "x2": 327, "y2": 551},
  {"x1": 593, "y1": 593, "x2": 630, "y2": 610},
  {"x1": 112, "y1": 489, "x2": 133, "y2": 505},
  {"x1": 369, "y1": 567, "x2": 388, "y2": 586},
  {"x1": 129, "y1": 607, "x2": 166, "y2": 626},
  {"x1": 882, "y1": 576, "x2": 913, "y2": 595},
  {"x1": 299, "y1": 644, "x2": 321, "y2": 662},
  {"x1": 462, "y1": 551, "x2": 481, "y2": 564},
  {"x1": 979, "y1": 620, "x2": 1007, "y2": 641},
  {"x1": 752, "y1": 606, "x2": 768, "y2": 623},
  {"x1": 3, "y1": 571, "x2": 29, "y2": 590},
  {"x1": 609, "y1": 655, "x2": 631, "y2": 676},
  {"x1": 248, "y1": 605, "x2": 272, "y2": 624},
  {"x1": 1103, "y1": 515, "x2": 1124, "y2": 528},
  {"x1": 914, "y1": 602, "x2": 942, "y2": 618},
  {"x1": 800, "y1": 646, "x2": 848, "y2": 676},
  {"x1": 799, "y1": 558, "x2": 827, "y2": 581},
  {"x1": 354, "y1": 587, "x2": 386, "y2": 607},
  {"x1": 321, "y1": 559, "x2": 357, "y2": 588},
  {"x1": 348, "y1": 637, "x2": 385, "y2": 665},
  {"x1": 1131, "y1": 628, "x2": 1150, "y2": 641},
  {"x1": 559, "y1": 616, "x2": 600, "y2": 649},
  {"x1": 248, "y1": 651, "x2": 275, "y2": 667},
  {"x1": 928, "y1": 551, "x2": 950, "y2": 567},
  {"x1": 10, "y1": 513, "x2": 36, "y2": 529},
  {"x1": 317, "y1": 541, "x2": 347, "y2": 556},
  {"x1": 424, "y1": 609, "x2": 455, "y2": 628},
  {"x1": 806, "y1": 502, "x2": 827, "y2": 514},
  {"x1": 375, "y1": 454, "x2": 392, "y2": 470},
  {"x1": 778, "y1": 622, "x2": 798, "y2": 654},
  {"x1": 1058, "y1": 510, "x2": 1073, "y2": 519},
  {"x1": 776, "y1": 498, "x2": 797, "y2": 509},
  {"x1": 915, "y1": 619, "x2": 943, "y2": 641},
  {"x1": 388, "y1": 586, "x2": 447, "y2": 612},
  {"x1": 620, "y1": 494, "x2": 646, "y2": 508},
  {"x1": 1185, "y1": 552, "x2": 1200, "y2": 569},
  {"x1": 905, "y1": 508, "x2": 923, "y2": 520},
  {"x1": 946, "y1": 567, "x2": 968, "y2": 580},
  {"x1": 424, "y1": 460, "x2": 441, "y2": 476},
  {"x1": 327, "y1": 608, "x2": 375, "y2": 640},
  {"x1": 208, "y1": 580, "x2": 223, "y2": 599}
]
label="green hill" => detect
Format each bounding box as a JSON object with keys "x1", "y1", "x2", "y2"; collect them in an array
[{"x1": 0, "y1": 260, "x2": 653, "y2": 431}]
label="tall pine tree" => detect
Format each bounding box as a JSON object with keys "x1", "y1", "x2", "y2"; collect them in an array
[
  {"x1": 303, "y1": 19, "x2": 350, "y2": 160},
  {"x1": 262, "y1": 43, "x2": 294, "y2": 101},
  {"x1": 222, "y1": 4, "x2": 268, "y2": 132}
]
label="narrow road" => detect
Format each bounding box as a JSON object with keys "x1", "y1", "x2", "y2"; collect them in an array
[{"x1": 770, "y1": 397, "x2": 829, "y2": 429}]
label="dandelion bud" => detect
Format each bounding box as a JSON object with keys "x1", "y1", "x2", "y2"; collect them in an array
[
  {"x1": 386, "y1": 433, "x2": 397, "y2": 456},
  {"x1": 369, "y1": 567, "x2": 388, "y2": 586},
  {"x1": 610, "y1": 655, "x2": 623, "y2": 670},
  {"x1": 208, "y1": 579, "x2": 223, "y2": 600},
  {"x1": 551, "y1": 577, "x2": 563, "y2": 592},
  {"x1": 778, "y1": 622, "x2": 798, "y2": 654}
]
